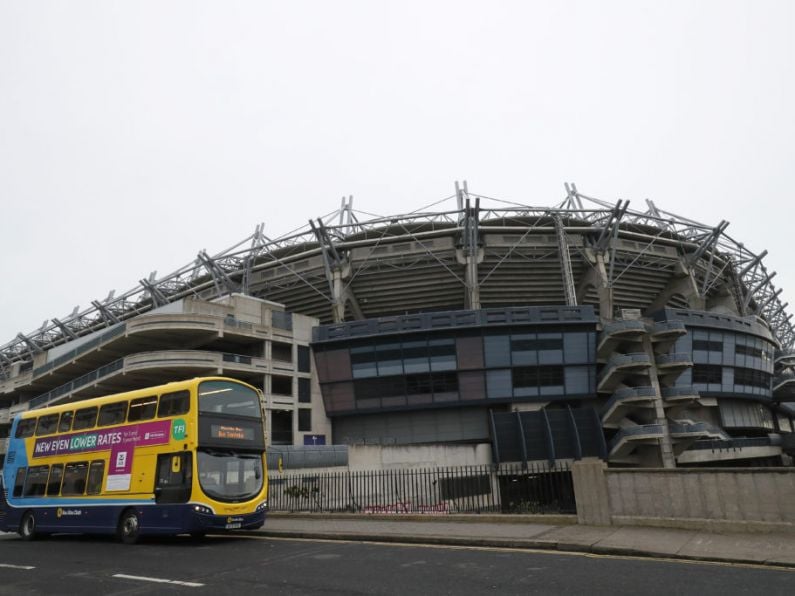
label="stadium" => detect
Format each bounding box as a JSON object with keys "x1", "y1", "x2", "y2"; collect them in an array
[{"x1": 1, "y1": 182, "x2": 794, "y2": 469}]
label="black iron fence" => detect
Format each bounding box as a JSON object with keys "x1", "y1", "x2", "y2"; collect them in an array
[{"x1": 267, "y1": 462, "x2": 575, "y2": 515}]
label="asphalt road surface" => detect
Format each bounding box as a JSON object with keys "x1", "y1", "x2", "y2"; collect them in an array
[{"x1": 0, "y1": 532, "x2": 793, "y2": 595}]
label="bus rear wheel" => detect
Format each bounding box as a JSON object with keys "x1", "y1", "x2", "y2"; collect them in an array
[
  {"x1": 19, "y1": 511, "x2": 36, "y2": 541},
  {"x1": 117, "y1": 510, "x2": 141, "y2": 545}
]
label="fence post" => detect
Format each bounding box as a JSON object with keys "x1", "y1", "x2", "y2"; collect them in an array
[{"x1": 571, "y1": 458, "x2": 611, "y2": 526}]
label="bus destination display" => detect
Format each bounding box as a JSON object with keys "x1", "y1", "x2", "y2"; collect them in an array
[{"x1": 211, "y1": 423, "x2": 255, "y2": 441}]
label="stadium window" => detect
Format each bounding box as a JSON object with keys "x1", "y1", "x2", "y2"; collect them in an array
[
  {"x1": 693, "y1": 364, "x2": 722, "y2": 384},
  {"x1": 429, "y1": 339, "x2": 457, "y2": 371},
  {"x1": 297, "y1": 345, "x2": 311, "y2": 373},
  {"x1": 735, "y1": 344, "x2": 763, "y2": 358},
  {"x1": 430, "y1": 371, "x2": 459, "y2": 393},
  {"x1": 350, "y1": 345, "x2": 378, "y2": 378},
  {"x1": 272, "y1": 341, "x2": 292, "y2": 363},
  {"x1": 271, "y1": 375, "x2": 293, "y2": 397},
  {"x1": 298, "y1": 408, "x2": 311, "y2": 432},
  {"x1": 46, "y1": 464, "x2": 64, "y2": 496},
  {"x1": 128, "y1": 396, "x2": 157, "y2": 422},
  {"x1": 734, "y1": 367, "x2": 771, "y2": 389},
  {"x1": 15, "y1": 418, "x2": 37, "y2": 439},
  {"x1": 298, "y1": 378, "x2": 311, "y2": 403},
  {"x1": 35, "y1": 414, "x2": 59, "y2": 436},
  {"x1": 98, "y1": 402, "x2": 128, "y2": 426},
  {"x1": 693, "y1": 340, "x2": 723, "y2": 352},
  {"x1": 62, "y1": 462, "x2": 89, "y2": 496},
  {"x1": 58, "y1": 411, "x2": 74, "y2": 433},
  {"x1": 23, "y1": 465, "x2": 49, "y2": 497},
  {"x1": 376, "y1": 343, "x2": 404, "y2": 376},
  {"x1": 512, "y1": 366, "x2": 564, "y2": 388},
  {"x1": 87, "y1": 461, "x2": 105, "y2": 495},
  {"x1": 158, "y1": 390, "x2": 189, "y2": 418},
  {"x1": 73, "y1": 406, "x2": 98, "y2": 431}
]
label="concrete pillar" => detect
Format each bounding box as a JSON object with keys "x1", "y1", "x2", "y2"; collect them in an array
[{"x1": 571, "y1": 459, "x2": 612, "y2": 526}]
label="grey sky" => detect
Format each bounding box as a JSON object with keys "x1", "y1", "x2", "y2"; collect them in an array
[{"x1": 1, "y1": 1, "x2": 793, "y2": 344}]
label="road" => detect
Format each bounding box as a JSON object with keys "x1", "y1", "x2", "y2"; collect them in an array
[{"x1": 0, "y1": 532, "x2": 792, "y2": 595}]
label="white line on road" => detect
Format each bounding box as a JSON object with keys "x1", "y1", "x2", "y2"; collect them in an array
[
  {"x1": 112, "y1": 574, "x2": 204, "y2": 588},
  {"x1": 0, "y1": 563, "x2": 35, "y2": 570}
]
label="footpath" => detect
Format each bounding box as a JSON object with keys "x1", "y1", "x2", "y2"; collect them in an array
[{"x1": 256, "y1": 513, "x2": 795, "y2": 569}]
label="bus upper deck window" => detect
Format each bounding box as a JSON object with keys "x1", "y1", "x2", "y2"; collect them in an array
[
  {"x1": 128, "y1": 396, "x2": 157, "y2": 422},
  {"x1": 15, "y1": 418, "x2": 37, "y2": 438},
  {"x1": 35, "y1": 414, "x2": 59, "y2": 436},
  {"x1": 158, "y1": 390, "x2": 189, "y2": 418},
  {"x1": 58, "y1": 411, "x2": 74, "y2": 433},
  {"x1": 72, "y1": 407, "x2": 98, "y2": 431},
  {"x1": 98, "y1": 402, "x2": 128, "y2": 426}
]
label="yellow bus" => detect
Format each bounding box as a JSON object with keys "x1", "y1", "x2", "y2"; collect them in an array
[{"x1": 0, "y1": 376, "x2": 268, "y2": 543}]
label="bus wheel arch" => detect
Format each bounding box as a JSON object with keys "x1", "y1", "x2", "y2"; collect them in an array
[
  {"x1": 117, "y1": 508, "x2": 141, "y2": 545},
  {"x1": 19, "y1": 510, "x2": 37, "y2": 541}
]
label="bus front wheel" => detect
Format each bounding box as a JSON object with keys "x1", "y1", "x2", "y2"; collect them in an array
[
  {"x1": 117, "y1": 510, "x2": 141, "y2": 545},
  {"x1": 19, "y1": 511, "x2": 36, "y2": 541}
]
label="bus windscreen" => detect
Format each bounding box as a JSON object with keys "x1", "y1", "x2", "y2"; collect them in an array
[{"x1": 198, "y1": 380, "x2": 261, "y2": 418}]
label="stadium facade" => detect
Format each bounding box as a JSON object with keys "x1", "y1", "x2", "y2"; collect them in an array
[{"x1": 1, "y1": 183, "x2": 794, "y2": 469}]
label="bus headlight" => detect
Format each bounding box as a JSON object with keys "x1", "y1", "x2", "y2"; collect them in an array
[
  {"x1": 256, "y1": 500, "x2": 268, "y2": 513},
  {"x1": 193, "y1": 504, "x2": 213, "y2": 515}
]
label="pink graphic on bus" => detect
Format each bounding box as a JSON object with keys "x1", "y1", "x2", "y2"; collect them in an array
[{"x1": 33, "y1": 419, "x2": 173, "y2": 473}]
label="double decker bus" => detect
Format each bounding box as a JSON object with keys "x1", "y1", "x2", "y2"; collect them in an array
[{"x1": 0, "y1": 376, "x2": 268, "y2": 543}]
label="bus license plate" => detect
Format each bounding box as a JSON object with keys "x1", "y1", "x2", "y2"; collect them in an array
[{"x1": 225, "y1": 522, "x2": 242, "y2": 529}]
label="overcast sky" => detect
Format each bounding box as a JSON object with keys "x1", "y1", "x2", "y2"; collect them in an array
[{"x1": 1, "y1": 1, "x2": 793, "y2": 345}]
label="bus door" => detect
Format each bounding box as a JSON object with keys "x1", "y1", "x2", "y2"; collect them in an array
[{"x1": 154, "y1": 452, "x2": 192, "y2": 504}]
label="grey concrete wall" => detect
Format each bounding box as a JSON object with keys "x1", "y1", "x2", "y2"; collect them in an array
[{"x1": 603, "y1": 468, "x2": 795, "y2": 532}]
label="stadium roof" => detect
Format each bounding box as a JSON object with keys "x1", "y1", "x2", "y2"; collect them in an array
[{"x1": 1, "y1": 183, "x2": 792, "y2": 375}]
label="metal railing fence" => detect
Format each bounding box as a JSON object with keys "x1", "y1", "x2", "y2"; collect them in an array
[{"x1": 267, "y1": 462, "x2": 575, "y2": 515}]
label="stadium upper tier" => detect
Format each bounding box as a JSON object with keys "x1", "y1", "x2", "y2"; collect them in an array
[{"x1": 2, "y1": 183, "x2": 792, "y2": 373}]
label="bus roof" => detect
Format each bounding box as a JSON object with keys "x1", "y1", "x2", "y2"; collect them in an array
[{"x1": 17, "y1": 376, "x2": 259, "y2": 419}]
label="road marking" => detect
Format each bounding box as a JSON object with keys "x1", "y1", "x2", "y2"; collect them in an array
[
  {"x1": 0, "y1": 563, "x2": 35, "y2": 570},
  {"x1": 112, "y1": 574, "x2": 204, "y2": 587}
]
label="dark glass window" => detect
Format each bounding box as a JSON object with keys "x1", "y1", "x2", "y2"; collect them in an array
[
  {"x1": 98, "y1": 402, "x2": 128, "y2": 426},
  {"x1": 429, "y1": 339, "x2": 456, "y2": 371},
  {"x1": 61, "y1": 462, "x2": 89, "y2": 496},
  {"x1": 72, "y1": 407, "x2": 98, "y2": 431},
  {"x1": 734, "y1": 367, "x2": 771, "y2": 389},
  {"x1": 298, "y1": 408, "x2": 311, "y2": 432},
  {"x1": 35, "y1": 414, "x2": 59, "y2": 436},
  {"x1": 58, "y1": 411, "x2": 74, "y2": 433},
  {"x1": 376, "y1": 343, "x2": 403, "y2": 376},
  {"x1": 513, "y1": 366, "x2": 564, "y2": 388},
  {"x1": 693, "y1": 364, "x2": 722, "y2": 384},
  {"x1": 13, "y1": 468, "x2": 26, "y2": 497},
  {"x1": 46, "y1": 464, "x2": 64, "y2": 496},
  {"x1": 128, "y1": 396, "x2": 157, "y2": 422},
  {"x1": 354, "y1": 377, "x2": 398, "y2": 400},
  {"x1": 23, "y1": 465, "x2": 49, "y2": 497},
  {"x1": 735, "y1": 344, "x2": 763, "y2": 358},
  {"x1": 402, "y1": 340, "x2": 430, "y2": 374},
  {"x1": 271, "y1": 375, "x2": 292, "y2": 396},
  {"x1": 511, "y1": 338, "x2": 563, "y2": 351},
  {"x1": 693, "y1": 340, "x2": 723, "y2": 352},
  {"x1": 15, "y1": 418, "x2": 37, "y2": 438},
  {"x1": 354, "y1": 372, "x2": 459, "y2": 400},
  {"x1": 297, "y1": 345, "x2": 311, "y2": 373},
  {"x1": 351, "y1": 346, "x2": 378, "y2": 378},
  {"x1": 87, "y1": 461, "x2": 105, "y2": 494},
  {"x1": 298, "y1": 378, "x2": 311, "y2": 403},
  {"x1": 158, "y1": 390, "x2": 190, "y2": 418}
]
